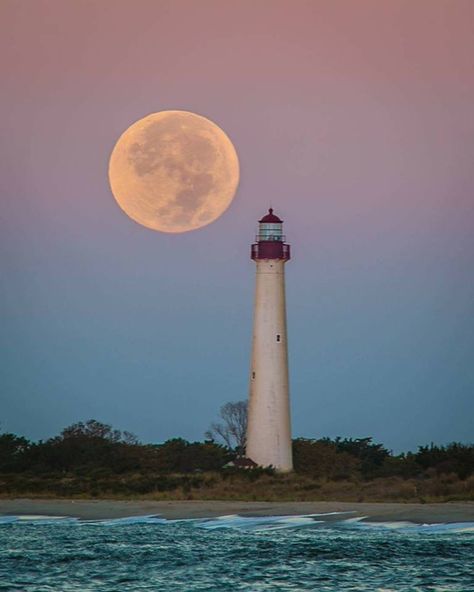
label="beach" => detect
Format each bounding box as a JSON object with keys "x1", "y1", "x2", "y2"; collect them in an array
[{"x1": 1, "y1": 498, "x2": 473, "y2": 523}]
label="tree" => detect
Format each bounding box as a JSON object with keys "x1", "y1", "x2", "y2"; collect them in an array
[
  {"x1": 60, "y1": 419, "x2": 133, "y2": 443},
  {"x1": 415, "y1": 443, "x2": 474, "y2": 479},
  {"x1": 206, "y1": 401, "x2": 248, "y2": 453},
  {"x1": 150, "y1": 438, "x2": 230, "y2": 472},
  {"x1": 0, "y1": 433, "x2": 30, "y2": 471},
  {"x1": 329, "y1": 437, "x2": 391, "y2": 479},
  {"x1": 293, "y1": 438, "x2": 360, "y2": 479},
  {"x1": 25, "y1": 420, "x2": 141, "y2": 473}
]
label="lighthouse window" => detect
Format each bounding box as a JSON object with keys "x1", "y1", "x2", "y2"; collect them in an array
[
  {"x1": 252, "y1": 371, "x2": 255, "y2": 379},
  {"x1": 276, "y1": 334, "x2": 281, "y2": 342}
]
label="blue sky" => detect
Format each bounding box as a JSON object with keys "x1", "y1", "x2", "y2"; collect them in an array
[{"x1": 1, "y1": 0, "x2": 473, "y2": 451}]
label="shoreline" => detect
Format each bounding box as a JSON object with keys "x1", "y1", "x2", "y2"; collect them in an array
[{"x1": 1, "y1": 498, "x2": 473, "y2": 523}]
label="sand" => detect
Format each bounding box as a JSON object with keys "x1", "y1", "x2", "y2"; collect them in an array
[{"x1": 1, "y1": 498, "x2": 473, "y2": 523}]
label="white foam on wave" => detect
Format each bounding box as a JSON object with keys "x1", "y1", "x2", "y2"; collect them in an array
[
  {"x1": 17, "y1": 515, "x2": 73, "y2": 521},
  {"x1": 0, "y1": 515, "x2": 79, "y2": 525},
  {"x1": 339, "y1": 516, "x2": 367, "y2": 524},
  {"x1": 0, "y1": 516, "x2": 19, "y2": 525},
  {"x1": 1, "y1": 512, "x2": 473, "y2": 534},
  {"x1": 82, "y1": 515, "x2": 175, "y2": 526},
  {"x1": 195, "y1": 511, "x2": 355, "y2": 531},
  {"x1": 357, "y1": 520, "x2": 418, "y2": 530},
  {"x1": 345, "y1": 519, "x2": 474, "y2": 534}
]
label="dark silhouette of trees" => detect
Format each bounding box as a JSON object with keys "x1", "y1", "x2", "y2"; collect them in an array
[
  {"x1": 0, "y1": 419, "x2": 472, "y2": 499},
  {"x1": 1, "y1": 421, "x2": 229, "y2": 477},
  {"x1": 293, "y1": 438, "x2": 359, "y2": 480},
  {"x1": 143, "y1": 438, "x2": 229, "y2": 473},
  {"x1": 22, "y1": 420, "x2": 141, "y2": 474},
  {"x1": 206, "y1": 401, "x2": 248, "y2": 453},
  {"x1": 415, "y1": 443, "x2": 474, "y2": 480},
  {"x1": 60, "y1": 419, "x2": 138, "y2": 444},
  {"x1": 292, "y1": 437, "x2": 474, "y2": 482},
  {"x1": 0, "y1": 433, "x2": 30, "y2": 471},
  {"x1": 330, "y1": 437, "x2": 391, "y2": 479}
]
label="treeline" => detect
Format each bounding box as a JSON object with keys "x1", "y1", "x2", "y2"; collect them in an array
[
  {"x1": 292, "y1": 438, "x2": 474, "y2": 481},
  {"x1": 0, "y1": 421, "x2": 230, "y2": 475},
  {"x1": 0, "y1": 420, "x2": 473, "y2": 500}
]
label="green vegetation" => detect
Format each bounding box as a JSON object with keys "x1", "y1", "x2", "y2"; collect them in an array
[{"x1": 0, "y1": 420, "x2": 473, "y2": 502}]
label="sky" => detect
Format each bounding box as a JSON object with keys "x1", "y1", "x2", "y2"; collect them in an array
[{"x1": 1, "y1": 0, "x2": 473, "y2": 452}]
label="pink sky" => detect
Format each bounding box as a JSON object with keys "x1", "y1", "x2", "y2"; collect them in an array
[{"x1": 1, "y1": 1, "x2": 473, "y2": 450}]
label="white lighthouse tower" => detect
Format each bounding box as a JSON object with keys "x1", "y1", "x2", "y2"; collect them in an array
[{"x1": 246, "y1": 209, "x2": 292, "y2": 472}]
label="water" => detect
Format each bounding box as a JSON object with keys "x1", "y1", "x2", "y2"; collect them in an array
[{"x1": 0, "y1": 514, "x2": 473, "y2": 591}]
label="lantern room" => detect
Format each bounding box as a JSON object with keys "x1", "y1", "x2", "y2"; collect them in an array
[
  {"x1": 258, "y1": 208, "x2": 284, "y2": 241},
  {"x1": 251, "y1": 208, "x2": 291, "y2": 261}
]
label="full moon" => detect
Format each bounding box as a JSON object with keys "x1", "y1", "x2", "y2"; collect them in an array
[{"x1": 108, "y1": 111, "x2": 240, "y2": 233}]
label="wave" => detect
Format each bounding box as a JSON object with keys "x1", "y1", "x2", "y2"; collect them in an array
[
  {"x1": 1, "y1": 512, "x2": 473, "y2": 534},
  {"x1": 0, "y1": 515, "x2": 80, "y2": 525},
  {"x1": 195, "y1": 513, "x2": 325, "y2": 530},
  {"x1": 346, "y1": 519, "x2": 474, "y2": 534}
]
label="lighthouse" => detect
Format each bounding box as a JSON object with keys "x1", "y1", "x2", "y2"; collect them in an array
[{"x1": 246, "y1": 209, "x2": 293, "y2": 472}]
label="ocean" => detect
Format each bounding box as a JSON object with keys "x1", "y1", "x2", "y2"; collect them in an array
[{"x1": 1, "y1": 514, "x2": 473, "y2": 591}]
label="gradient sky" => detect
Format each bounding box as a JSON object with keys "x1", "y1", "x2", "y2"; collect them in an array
[{"x1": 1, "y1": 0, "x2": 473, "y2": 452}]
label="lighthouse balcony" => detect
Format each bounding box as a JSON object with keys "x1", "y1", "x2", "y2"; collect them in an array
[{"x1": 251, "y1": 242, "x2": 290, "y2": 261}]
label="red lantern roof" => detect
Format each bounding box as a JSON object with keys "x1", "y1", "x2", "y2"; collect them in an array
[{"x1": 259, "y1": 208, "x2": 282, "y2": 223}]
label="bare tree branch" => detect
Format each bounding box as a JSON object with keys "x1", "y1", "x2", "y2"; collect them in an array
[{"x1": 206, "y1": 401, "x2": 248, "y2": 453}]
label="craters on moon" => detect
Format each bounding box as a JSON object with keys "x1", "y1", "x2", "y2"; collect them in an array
[{"x1": 108, "y1": 111, "x2": 240, "y2": 233}]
